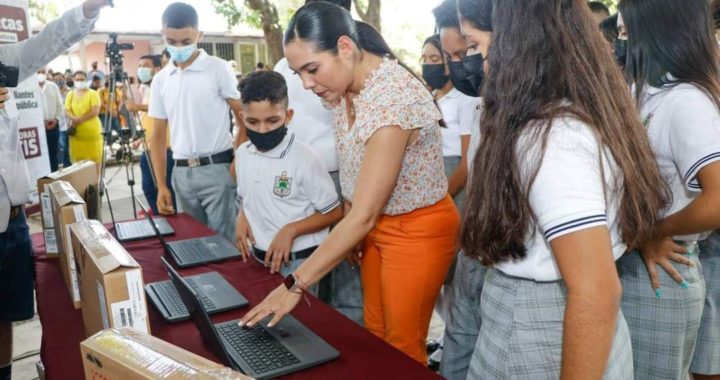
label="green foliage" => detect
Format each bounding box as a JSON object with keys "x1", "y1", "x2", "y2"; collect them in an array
[
  {"x1": 28, "y1": 0, "x2": 60, "y2": 24},
  {"x1": 597, "y1": 0, "x2": 619, "y2": 12}
]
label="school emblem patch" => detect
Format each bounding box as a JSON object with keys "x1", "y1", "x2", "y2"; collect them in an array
[{"x1": 273, "y1": 171, "x2": 292, "y2": 198}]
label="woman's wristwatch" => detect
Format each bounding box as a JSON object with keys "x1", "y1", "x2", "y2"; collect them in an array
[{"x1": 283, "y1": 273, "x2": 308, "y2": 294}]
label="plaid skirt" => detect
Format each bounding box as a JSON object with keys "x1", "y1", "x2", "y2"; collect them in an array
[
  {"x1": 617, "y1": 245, "x2": 706, "y2": 380},
  {"x1": 692, "y1": 233, "x2": 720, "y2": 375},
  {"x1": 467, "y1": 269, "x2": 634, "y2": 380}
]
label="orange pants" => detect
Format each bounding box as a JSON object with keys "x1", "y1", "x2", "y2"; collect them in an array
[{"x1": 361, "y1": 195, "x2": 460, "y2": 363}]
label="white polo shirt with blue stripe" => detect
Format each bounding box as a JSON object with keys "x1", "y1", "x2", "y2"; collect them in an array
[
  {"x1": 494, "y1": 116, "x2": 625, "y2": 281},
  {"x1": 235, "y1": 132, "x2": 341, "y2": 252},
  {"x1": 641, "y1": 81, "x2": 720, "y2": 242}
]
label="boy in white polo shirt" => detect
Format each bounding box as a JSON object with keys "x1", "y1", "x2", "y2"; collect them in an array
[
  {"x1": 148, "y1": 2, "x2": 243, "y2": 242},
  {"x1": 234, "y1": 71, "x2": 342, "y2": 289}
]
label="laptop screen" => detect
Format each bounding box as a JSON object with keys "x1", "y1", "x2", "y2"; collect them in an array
[
  {"x1": 134, "y1": 197, "x2": 174, "y2": 258},
  {"x1": 161, "y1": 257, "x2": 239, "y2": 370}
]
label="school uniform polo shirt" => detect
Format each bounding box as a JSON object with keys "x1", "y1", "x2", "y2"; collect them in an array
[
  {"x1": 641, "y1": 81, "x2": 720, "y2": 241},
  {"x1": 437, "y1": 88, "x2": 475, "y2": 157},
  {"x1": 495, "y1": 116, "x2": 625, "y2": 281},
  {"x1": 235, "y1": 132, "x2": 341, "y2": 252},
  {"x1": 148, "y1": 50, "x2": 239, "y2": 160}
]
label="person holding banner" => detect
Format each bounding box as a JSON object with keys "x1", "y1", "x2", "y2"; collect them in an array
[{"x1": 0, "y1": 1, "x2": 111, "y2": 379}]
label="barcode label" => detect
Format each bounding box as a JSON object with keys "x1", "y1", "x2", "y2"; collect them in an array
[
  {"x1": 73, "y1": 205, "x2": 86, "y2": 222},
  {"x1": 124, "y1": 270, "x2": 148, "y2": 333},
  {"x1": 41, "y1": 191, "x2": 54, "y2": 228},
  {"x1": 44, "y1": 229, "x2": 58, "y2": 254},
  {"x1": 65, "y1": 225, "x2": 80, "y2": 302},
  {"x1": 111, "y1": 300, "x2": 134, "y2": 329}
]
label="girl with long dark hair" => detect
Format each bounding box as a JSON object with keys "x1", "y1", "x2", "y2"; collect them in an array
[
  {"x1": 239, "y1": 2, "x2": 458, "y2": 364},
  {"x1": 461, "y1": 0, "x2": 668, "y2": 377},
  {"x1": 618, "y1": 0, "x2": 720, "y2": 378}
]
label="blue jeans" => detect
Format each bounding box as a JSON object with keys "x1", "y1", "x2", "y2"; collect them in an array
[
  {"x1": 44, "y1": 126, "x2": 60, "y2": 172},
  {"x1": 0, "y1": 213, "x2": 34, "y2": 321},
  {"x1": 58, "y1": 131, "x2": 71, "y2": 167},
  {"x1": 140, "y1": 149, "x2": 176, "y2": 215}
]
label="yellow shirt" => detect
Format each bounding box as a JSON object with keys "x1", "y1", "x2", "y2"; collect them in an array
[
  {"x1": 65, "y1": 89, "x2": 102, "y2": 140},
  {"x1": 98, "y1": 87, "x2": 122, "y2": 115},
  {"x1": 141, "y1": 91, "x2": 171, "y2": 148}
]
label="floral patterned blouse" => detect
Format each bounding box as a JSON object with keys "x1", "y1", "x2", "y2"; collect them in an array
[{"x1": 330, "y1": 58, "x2": 448, "y2": 216}]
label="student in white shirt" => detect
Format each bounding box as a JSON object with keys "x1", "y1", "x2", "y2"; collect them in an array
[
  {"x1": 428, "y1": 1, "x2": 485, "y2": 373},
  {"x1": 460, "y1": 0, "x2": 668, "y2": 378},
  {"x1": 234, "y1": 71, "x2": 342, "y2": 287},
  {"x1": 420, "y1": 34, "x2": 474, "y2": 212},
  {"x1": 149, "y1": 3, "x2": 244, "y2": 242},
  {"x1": 618, "y1": 1, "x2": 720, "y2": 379},
  {"x1": 37, "y1": 68, "x2": 65, "y2": 172}
]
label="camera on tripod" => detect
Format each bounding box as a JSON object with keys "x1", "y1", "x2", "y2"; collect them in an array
[{"x1": 105, "y1": 33, "x2": 133, "y2": 82}]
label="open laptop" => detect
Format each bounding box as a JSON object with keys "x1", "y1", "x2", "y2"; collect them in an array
[
  {"x1": 104, "y1": 181, "x2": 174, "y2": 242},
  {"x1": 167, "y1": 259, "x2": 340, "y2": 380},
  {"x1": 146, "y1": 257, "x2": 249, "y2": 323},
  {"x1": 135, "y1": 197, "x2": 241, "y2": 268}
]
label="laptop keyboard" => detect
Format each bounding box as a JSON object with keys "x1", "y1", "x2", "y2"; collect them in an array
[
  {"x1": 217, "y1": 323, "x2": 301, "y2": 374},
  {"x1": 120, "y1": 221, "x2": 151, "y2": 237},
  {"x1": 172, "y1": 241, "x2": 216, "y2": 262},
  {"x1": 156, "y1": 280, "x2": 216, "y2": 316}
]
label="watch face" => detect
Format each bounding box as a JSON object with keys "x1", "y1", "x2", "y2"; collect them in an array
[{"x1": 283, "y1": 274, "x2": 296, "y2": 290}]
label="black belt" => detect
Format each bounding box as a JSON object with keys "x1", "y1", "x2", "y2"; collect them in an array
[
  {"x1": 253, "y1": 246, "x2": 317, "y2": 262},
  {"x1": 9, "y1": 205, "x2": 23, "y2": 220},
  {"x1": 175, "y1": 149, "x2": 234, "y2": 167}
]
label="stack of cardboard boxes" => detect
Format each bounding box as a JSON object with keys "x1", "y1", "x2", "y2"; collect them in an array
[{"x1": 39, "y1": 165, "x2": 242, "y2": 379}]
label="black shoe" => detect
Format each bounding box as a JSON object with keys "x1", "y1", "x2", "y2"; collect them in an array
[{"x1": 426, "y1": 340, "x2": 440, "y2": 355}]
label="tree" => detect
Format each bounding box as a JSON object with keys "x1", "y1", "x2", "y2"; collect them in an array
[
  {"x1": 211, "y1": 0, "x2": 284, "y2": 66},
  {"x1": 28, "y1": 0, "x2": 59, "y2": 25},
  {"x1": 596, "y1": 0, "x2": 619, "y2": 12},
  {"x1": 354, "y1": 0, "x2": 382, "y2": 33}
]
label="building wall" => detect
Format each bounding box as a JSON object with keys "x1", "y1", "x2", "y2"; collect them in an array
[{"x1": 82, "y1": 39, "x2": 153, "y2": 83}]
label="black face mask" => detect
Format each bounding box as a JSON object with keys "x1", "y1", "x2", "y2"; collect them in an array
[
  {"x1": 422, "y1": 64, "x2": 449, "y2": 90},
  {"x1": 247, "y1": 125, "x2": 288, "y2": 151},
  {"x1": 66, "y1": 80, "x2": 74, "y2": 88},
  {"x1": 448, "y1": 54, "x2": 485, "y2": 97},
  {"x1": 614, "y1": 38, "x2": 628, "y2": 66}
]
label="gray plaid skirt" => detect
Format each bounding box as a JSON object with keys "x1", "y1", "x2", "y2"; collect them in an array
[
  {"x1": 692, "y1": 233, "x2": 720, "y2": 375},
  {"x1": 617, "y1": 245, "x2": 706, "y2": 380},
  {"x1": 466, "y1": 269, "x2": 633, "y2": 380}
]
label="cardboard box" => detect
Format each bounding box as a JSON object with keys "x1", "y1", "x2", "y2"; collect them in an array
[
  {"x1": 48, "y1": 181, "x2": 87, "y2": 309},
  {"x1": 70, "y1": 220, "x2": 151, "y2": 336},
  {"x1": 37, "y1": 160, "x2": 97, "y2": 257},
  {"x1": 81, "y1": 328, "x2": 249, "y2": 380}
]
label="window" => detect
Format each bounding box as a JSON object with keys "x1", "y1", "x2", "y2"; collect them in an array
[
  {"x1": 216, "y1": 43, "x2": 235, "y2": 61},
  {"x1": 198, "y1": 42, "x2": 214, "y2": 55}
]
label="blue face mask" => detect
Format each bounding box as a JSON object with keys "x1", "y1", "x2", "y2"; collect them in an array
[
  {"x1": 166, "y1": 43, "x2": 197, "y2": 64},
  {"x1": 137, "y1": 67, "x2": 153, "y2": 83}
]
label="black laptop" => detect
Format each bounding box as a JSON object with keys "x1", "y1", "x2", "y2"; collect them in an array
[
  {"x1": 135, "y1": 197, "x2": 241, "y2": 268},
  {"x1": 104, "y1": 181, "x2": 174, "y2": 242},
  {"x1": 146, "y1": 257, "x2": 248, "y2": 322},
  {"x1": 168, "y1": 258, "x2": 340, "y2": 379}
]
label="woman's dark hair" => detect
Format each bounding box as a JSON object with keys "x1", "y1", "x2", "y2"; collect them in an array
[
  {"x1": 73, "y1": 70, "x2": 87, "y2": 79},
  {"x1": 305, "y1": 0, "x2": 351, "y2": 11},
  {"x1": 457, "y1": 0, "x2": 493, "y2": 32},
  {"x1": 422, "y1": 34, "x2": 444, "y2": 62},
  {"x1": 620, "y1": 0, "x2": 720, "y2": 110},
  {"x1": 599, "y1": 14, "x2": 619, "y2": 44},
  {"x1": 285, "y1": 2, "x2": 395, "y2": 59},
  {"x1": 462, "y1": 0, "x2": 668, "y2": 265}
]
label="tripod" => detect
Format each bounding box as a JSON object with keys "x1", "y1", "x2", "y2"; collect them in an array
[{"x1": 98, "y1": 34, "x2": 157, "y2": 219}]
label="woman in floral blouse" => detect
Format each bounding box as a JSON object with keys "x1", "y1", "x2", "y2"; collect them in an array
[{"x1": 240, "y1": 2, "x2": 458, "y2": 363}]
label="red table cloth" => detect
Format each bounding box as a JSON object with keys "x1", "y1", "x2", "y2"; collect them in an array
[{"x1": 33, "y1": 213, "x2": 441, "y2": 379}]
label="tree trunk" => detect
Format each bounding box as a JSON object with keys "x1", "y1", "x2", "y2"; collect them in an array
[
  {"x1": 245, "y1": 0, "x2": 284, "y2": 66},
  {"x1": 354, "y1": 0, "x2": 382, "y2": 33}
]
